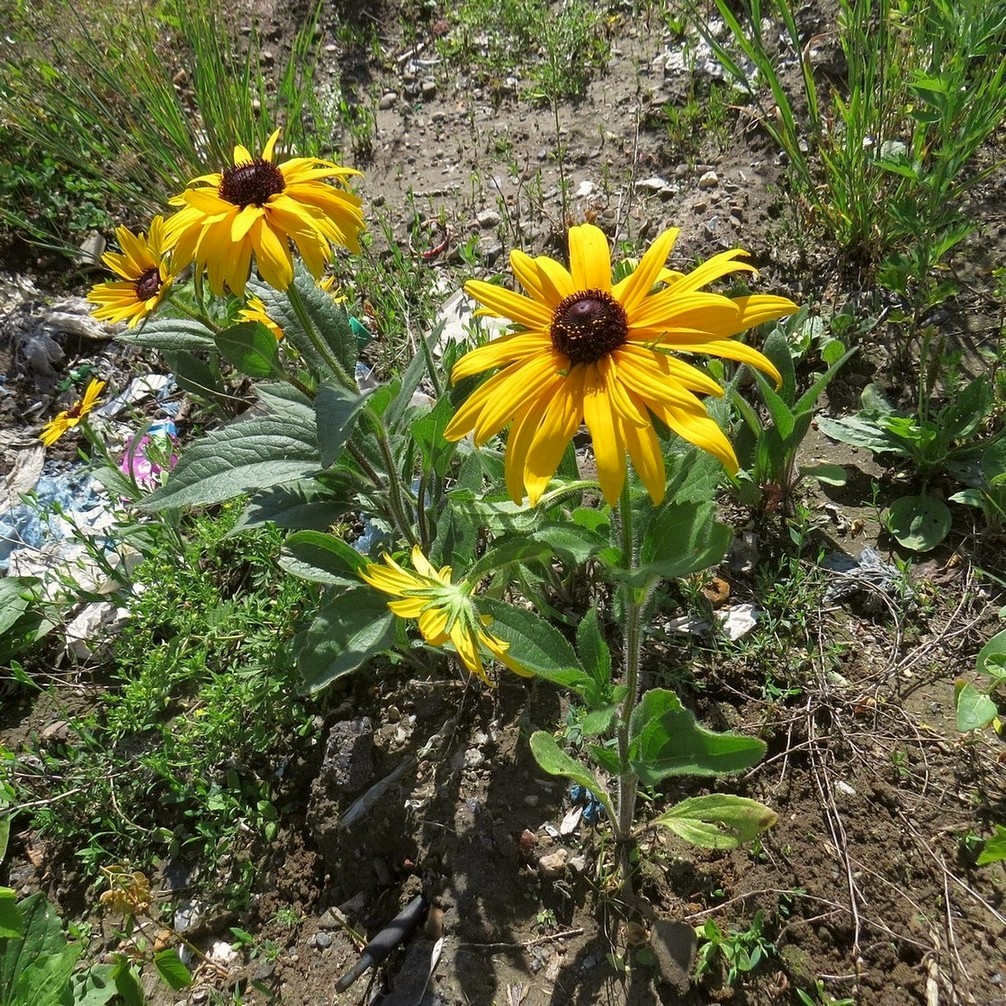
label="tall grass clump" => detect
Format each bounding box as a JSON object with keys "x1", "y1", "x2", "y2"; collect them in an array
[
  {"x1": 690, "y1": 0, "x2": 1006, "y2": 280},
  {"x1": 0, "y1": 0, "x2": 336, "y2": 251}
]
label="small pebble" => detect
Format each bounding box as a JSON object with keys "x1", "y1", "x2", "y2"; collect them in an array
[{"x1": 698, "y1": 170, "x2": 719, "y2": 189}]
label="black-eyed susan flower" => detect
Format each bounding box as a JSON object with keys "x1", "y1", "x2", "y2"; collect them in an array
[
  {"x1": 164, "y1": 129, "x2": 364, "y2": 296},
  {"x1": 87, "y1": 217, "x2": 171, "y2": 328},
  {"x1": 360, "y1": 545, "x2": 528, "y2": 683},
  {"x1": 40, "y1": 378, "x2": 105, "y2": 447},
  {"x1": 445, "y1": 222, "x2": 797, "y2": 506}
]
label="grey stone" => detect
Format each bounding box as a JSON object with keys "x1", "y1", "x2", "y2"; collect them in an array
[{"x1": 379, "y1": 91, "x2": 398, "y2": 110}]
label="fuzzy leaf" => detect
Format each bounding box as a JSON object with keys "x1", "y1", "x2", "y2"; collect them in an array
[
  {"x1": 296, "y1": 587, "x2": 395, "y2": 693},
  {"x1": 629, "y1": 689, "x2": 765, "y2": 785},
  {"x1": 654, "y1": 795, "x2": 778, "y2": 849},
  {"x1": 141, "y1": 413, "x2": 319, "y2": 510},
  {"x1": 214, "y1": 321, "x2": 282, "y2": 378}
]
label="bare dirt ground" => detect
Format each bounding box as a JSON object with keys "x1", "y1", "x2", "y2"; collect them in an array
[{"x1": 3, "y1": 1, "x2": 1006, "y2": 1005}]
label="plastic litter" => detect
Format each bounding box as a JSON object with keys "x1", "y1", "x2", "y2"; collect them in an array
[{"x1": 821, "y1": 546, "x2": 899, "y2": 601}]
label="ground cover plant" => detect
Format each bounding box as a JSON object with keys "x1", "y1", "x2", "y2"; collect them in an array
[{"x1": 2, "y1": 0, "x2": 1006, "y2": 1004}]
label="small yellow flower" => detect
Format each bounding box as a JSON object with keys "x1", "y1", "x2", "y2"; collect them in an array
[
  {"x1": 360, "y1": 545, "x2": 528, "y2": 682},
  {"x1": 40, "y1": 378, "x2": 105, "y2": 447},
  {"x1": 237, "y1": 275, "x2": 345, "y2": 340},
  {"x1": 445, "y1": 223, "x2": 797, "y2": 506},
  {"x1": 237, "y1": 296, "x2": 284, "y2": 340},
  {"x1": 164, "y1": 129, "x2": 364, "y2": 296},
  {"x1": 87, "y1": 217, "x2": 172, "y2": 328}
]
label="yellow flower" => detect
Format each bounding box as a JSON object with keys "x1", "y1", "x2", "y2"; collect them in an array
[
  {"x1": 40, "y1": 378, "x2": 105, "y2": 447},
  {"x1": 87, "y1": 217, "x2": 172, "y2": 328},
  {"x1": 237, "y1": 276, "x2": 345, "y2": 340},
  {"x1": 237, "y1": 296, "x2": 284, "y2": 340},
  {"x1": 445, "y1": 223, "x2": 797, "y2": 506},
  {"x1": 164, "y1": 129, "x2": 364, "y2": 296},
  {"x1": 360, "y1": 545, "x2": 528, "y2": 682}
]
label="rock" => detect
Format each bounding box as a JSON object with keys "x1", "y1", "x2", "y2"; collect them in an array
[
  {"x1": 835, "y1": 780, "x2": 857, "y2": 797},
  {"x1": 317, "y1": 907, "x2": 347, "y2": 930},
  {"x1": 635, "y1": 175, "x2": 674, "y2": 195},
  {"x1": 421, "y1": 79, "x2": 437, "y2": 99},
  {"x1": 314, "y1": 719, "x2": 374, "y2": 795},
  {"x1": 476, "y1": 208, "x2": 501, "y2": 229},
  {"x1": 538, "y1": 848, "x2": 569, "y2": 880},
  {"x1": 649, "y1": 919, "x2": 695, "y2": 994},
  {"x1": 313, "y1": 931, "x2": 333, "y2": 949},
  {"x1": 698, "y1": 170, "x2": 719, "y2": 189},
  {"x1": 379, "y1": 91, "x2": 398, "y2": 110}
]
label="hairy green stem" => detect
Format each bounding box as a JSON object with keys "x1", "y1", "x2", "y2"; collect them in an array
[
  {"x1": 614, "y1": 478, "x2": 645, "y2": 907},
  {"x1": 286, "y1": 282, "x2": 356, "y2": 393},
  {"x1": 364, "y1": 409, "x2": 418, "y2": 548}
]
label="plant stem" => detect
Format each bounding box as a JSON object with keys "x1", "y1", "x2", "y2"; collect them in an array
[
  {"x1": 364, "y1": 408, "x2": 418, "y2": 547},
  {"x1": 286, "y1": 281, "x2": 356, "y2": 393},
  {"x1": 614, "y1": 477, "x2": 645, "y2": 907}
]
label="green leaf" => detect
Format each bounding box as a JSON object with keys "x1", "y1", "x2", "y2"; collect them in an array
[
  {"x1": 627, "y1": 502, "x2": 731, "y2": 586},
  {"x1": 296, "y1": 587, "x2": 396, "y2": 693},
  {"x1": 478, "y1": 599, "x2": 598, "y2": 701},
  {"x1": 587, "y1": 743, "x2": 623, "y2": 775},
  {"x1": 119, "y1": 317, "x2": 216, "y2": 351},
  {"x1": 0, "y1": 891, "x2": 21, "y2": 941},
  {"x1": 69, "y1": 965, "x2": 118, "y2": 1006},
  {"x1": 279, "y1": 530, "x2": 365, "y2": 585},
  {"x1": 528, "y1": 523, "x2": 607, "y2": 564},
  {"x1": 816, "y1": 414, "x2": 905, "y2": 454},
  {"x1": 214, "y1": 321, "x2": 282, "y2": 379},
  {"x1": 976, "y1": 824, "x2": 1006, "y2": 867},
  {"x1": 0, "y1": 579, "x2": 39, "y2": 636},
  {"x1": 152, "y1": 949, "x2": 192, "y2": 991},
  {"x1": 628, "y1": 689, "x2": 765, "y2": 785},
  {"x1": 467, "y1": 538, "x2": 553, "y2": 580},
  {"x1": 577, "y1": 610, "x2": 612, "y2": 688},
  {"x1": 0, "y1": 892, "x2": 80, "y2": 1006},
  {"x1": 249, "y1": 267, "x2": 357, "y2": 380},
  {"x1": 233, "y1": 481, "x2": 354, "y2": 533},
  {"x1": 163, "y1": 348, "x2": 227, "y2": 407},
  {"x1": 315, "y1": 382, "x2": 370, "y2": 467},
  {"x1": 580, "y1": 706, "x2": 617, "y2": 737},
  {"x1": 800, "y1": 462, "x2": 847, "y2": 486},
  {"x1": 976, "y1": 629, "x2": 1006, "y2": 683},
  {"x1": 108, "y1": 957, "x2": 144, "y2": 1006},
  {"x1": 141, "y1": 412, "x2": 320, "y2": 510},
  {"x1": 384, "y1": 322, "x2": 443, "y2": 434},
  {"x1": 528, "y1": 732, "x2": 614, "y2": 822},
  {"x1": 654, "y1": 794, "x2": 778, "y2": 849},
  {"x1": 884, "y1": 494, "x2": 951, "y2": 551},
  {"x1": 954, "y1": 682, "x2": 998, "y2": 732}
]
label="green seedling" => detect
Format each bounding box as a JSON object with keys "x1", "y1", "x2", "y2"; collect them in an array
[
  {"x1": 818, "y1": 375, "x2": 1006, "y2": 550},
  {"x1": 694, "y1": 910, "x2": 774, "y2": 985},
  {"x1": 954, "y1": 628, "x2": 1006, "y2": 734},
  {"x1": 797, "y1": 979, "x2": 856, "y2": 1006}
]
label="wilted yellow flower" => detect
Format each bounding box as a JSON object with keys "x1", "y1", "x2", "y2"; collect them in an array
[
  {"x1": 87, "y1": 217, "x2": 171, "y2": 328},
  {"x1": 40, "y1": 378, "x2": 105, "y2": 447},
  {"x1": 360, "y1": 545, "x2": 528, "y2": 682},
  {"x1": 99, "y1": 866, "x2": 151, "y2": 917},
  {"x1": 445, "y1": 223, "x2": 796, "y2": 506},
  {"x1": 164, "y1": 129, "x2": 364, "y2": 296}
]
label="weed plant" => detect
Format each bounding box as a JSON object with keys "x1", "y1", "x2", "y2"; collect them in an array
[{"x1": 24, "y1": 507, "x2": 321, "y2": 895}]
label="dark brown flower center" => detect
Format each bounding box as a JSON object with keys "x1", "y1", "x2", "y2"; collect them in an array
[
  {"x1": 550, "y1": 289, "x2": 628, "y2": 365},
  {"x1": 219, "y1": 158, "x2": 285, "y2": 208},
  {"x1": 135, "y1": 267, "x2": 162, "y2": 302}
]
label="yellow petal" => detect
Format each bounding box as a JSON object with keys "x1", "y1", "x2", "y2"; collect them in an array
[
  {"x1": 464, "y1": 279, "x2": 552, "y2": 330},
  {"x1": 581, "y1": 364, "x2": 626, "y2": 504},
  {"x1": 262, "y1": 128, "x2": 281, "y2": 162},
  {"x1": 567, "y1": 223, "x2": 612, "y2": 292},
  {"x1": 622, "y1": 407, "x2": 666, "y2": 503},
  {"x1": 612, "y1": 226, "x2": 679, "y2": 313}
]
